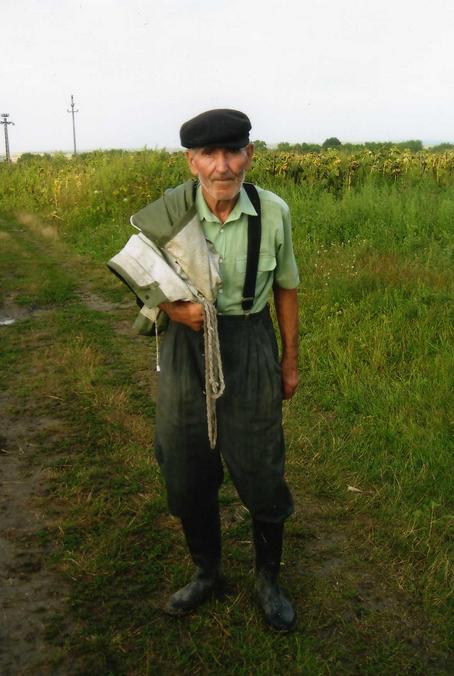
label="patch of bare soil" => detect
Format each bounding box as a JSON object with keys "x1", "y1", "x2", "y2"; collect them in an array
[
  {"x1": 76, "y1": 290, "x2": 131, "y2": 314},
  {"x1": 0, "y1": 393, "x2": 70, "y2": 675},
  {"x1": 14, "y1": 212, "x2": 59, "y2": 241},
  {"x1": 0, "y1": 299, "x2": 48, "y2": 326}
]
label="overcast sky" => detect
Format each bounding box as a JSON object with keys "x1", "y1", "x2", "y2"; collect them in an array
[{"x1": 2, "y1": 0, "x2": 453, "y2": 153}]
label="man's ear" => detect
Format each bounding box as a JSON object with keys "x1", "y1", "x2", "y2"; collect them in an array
[
  {"x1": 244, "y1": 143, "x2": 254, "y2": 169},
  {"x1": 186, "y1": 150, "x2": 198, "y2": 177}
]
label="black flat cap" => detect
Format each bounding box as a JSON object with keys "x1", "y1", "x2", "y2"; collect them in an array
[{"x1": 180, "y1": 108, "x2": 251, "y2": 149}]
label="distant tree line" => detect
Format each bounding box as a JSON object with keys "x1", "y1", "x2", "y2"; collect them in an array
[
  {"x1": 252, "y1": 139, "x2": 454, "y2": 153},
  {"x1": 7, "y1": 141, "x2": 454, "y2": 164},
  {"x1": 15, "y1": 148, "x2": 133, "y2": 164}
]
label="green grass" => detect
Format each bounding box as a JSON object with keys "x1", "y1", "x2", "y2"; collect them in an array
[{"x1": 0, "y1": 150, "x2": 452, "y2": 673}]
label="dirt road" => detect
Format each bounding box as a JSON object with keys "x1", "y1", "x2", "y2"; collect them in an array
[{"x1": 0, "y1": 215, "x2": 142, "y2": 674}]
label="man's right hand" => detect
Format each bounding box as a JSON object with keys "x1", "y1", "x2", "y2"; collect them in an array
[{"x1": 159, "y1": 301, "x2": 204, "y2": 332}]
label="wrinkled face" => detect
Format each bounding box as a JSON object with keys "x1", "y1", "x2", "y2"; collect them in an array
[{"x1": 186, "y1": 145, "x2": 254, "y2": 203}]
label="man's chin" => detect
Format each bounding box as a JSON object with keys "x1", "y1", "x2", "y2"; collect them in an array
[{"x1": 206, "y1": 184, "x2": 241, "y2": 202}]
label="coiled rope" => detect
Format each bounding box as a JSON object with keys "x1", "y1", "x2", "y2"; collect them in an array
[{"x1": 202, "y1": 299, "x2": 225, "y2": 449}]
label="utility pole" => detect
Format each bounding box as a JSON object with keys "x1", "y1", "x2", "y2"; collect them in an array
[
  {"x1": 67, "y1": 94, "x2": 79, "y2": 155},
  {"x1": 1, "y1": 113, "x2": 15, "y2": 162}
]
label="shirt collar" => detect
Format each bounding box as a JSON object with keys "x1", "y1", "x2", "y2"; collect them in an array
[{"x1": 196, "y1": 184, "x2": 257, "y2": 224}]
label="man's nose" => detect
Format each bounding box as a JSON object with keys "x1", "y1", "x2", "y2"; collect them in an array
[{"x1": 214, "y1": 150, "x2": 229, "y2": 173}]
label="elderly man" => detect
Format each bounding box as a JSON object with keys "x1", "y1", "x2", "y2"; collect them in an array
[{"x1": 142, "y1": 109, "x2": 299, "y2": 631}]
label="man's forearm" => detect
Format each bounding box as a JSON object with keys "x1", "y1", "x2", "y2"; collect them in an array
[
  {"x1": 273, "y1": 285, "x2": 299, "y2": 358},
  {"x1": 273, "y1": 285, "x2": 299, "y2": 399}
]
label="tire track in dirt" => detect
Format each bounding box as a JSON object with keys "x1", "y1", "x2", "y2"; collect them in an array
[{"x1": 0, "y1": 404, "x2": 69, "y2": 675}]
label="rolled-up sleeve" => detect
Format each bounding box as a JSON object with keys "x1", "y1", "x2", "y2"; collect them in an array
[{"x1": 274, "y1": 203, "x2": 300, "y2": 289}]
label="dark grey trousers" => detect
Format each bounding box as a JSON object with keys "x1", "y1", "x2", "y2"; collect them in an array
[{"x1": 155, "y1": 306, "x2": 293, "y2": 523}]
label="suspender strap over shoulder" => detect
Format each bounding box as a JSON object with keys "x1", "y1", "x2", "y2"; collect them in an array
[{"x1": 242, "y1": 183, "x2": 262, "y2": 312}]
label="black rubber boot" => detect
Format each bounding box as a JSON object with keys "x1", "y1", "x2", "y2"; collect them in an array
[
  {"x1": 164, "y1": 564, "x2": 222, "y2": 616},
  {"x1": 165, "y1": 505, "x2": 223, "y2": 616},
  {"x1": 252, "y1": 519, "x2": 296, "y2": 632}
]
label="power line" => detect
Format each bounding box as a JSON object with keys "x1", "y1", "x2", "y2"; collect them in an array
[
  {"x1": 1, "y1": 113, "x2": 15, "y2": 162},
  {"x1": 67, "y1": 94, "x2": 79, "y2": 154}
]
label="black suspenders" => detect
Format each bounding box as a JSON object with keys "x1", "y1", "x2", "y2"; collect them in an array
[
  {"x1": 193, "y1": 180, "x2": 262, "y2": 314},
  {"x1": 241, "y1": 182, "x2": 262, "y2": 312}
]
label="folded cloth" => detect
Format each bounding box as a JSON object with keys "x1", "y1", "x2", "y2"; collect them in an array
[{"x1": 107, "y1": 180, "x2": 224, "y2": 448}]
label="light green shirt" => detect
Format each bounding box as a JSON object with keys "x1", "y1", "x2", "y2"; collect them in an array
[{"x1": 196, "y1": 184, "x2": 300, "y2": 315}]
